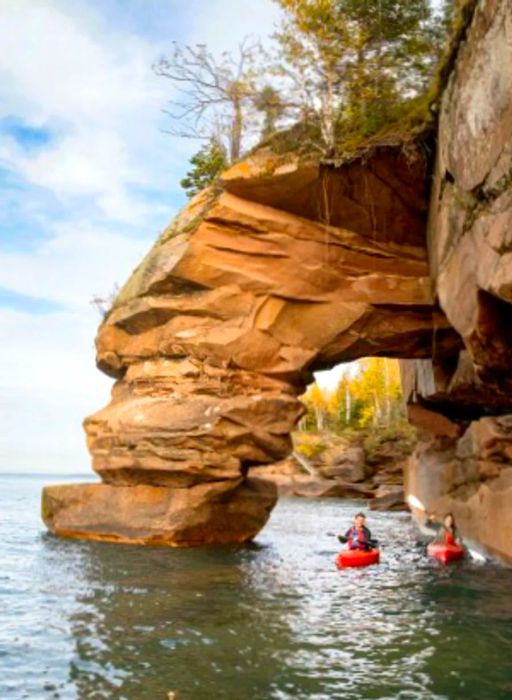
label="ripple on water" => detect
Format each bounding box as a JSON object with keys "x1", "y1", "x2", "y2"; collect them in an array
[{"x1": 1, "y1": 477, "x2": 512, "y2": 699}]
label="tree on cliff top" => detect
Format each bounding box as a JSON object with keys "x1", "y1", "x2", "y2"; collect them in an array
[
  {"x1": 154, "y1": 39, "x2": 266, "y2": 162},
  {"x1": 272, "y1": 0, "x2": 350, "y2": 153},
  {"x1": 272, "y1": 0, "x2": 442, "y2": 152},
  {"x1": 180, "y1": 137, "x2": 228, "y2": 198}
]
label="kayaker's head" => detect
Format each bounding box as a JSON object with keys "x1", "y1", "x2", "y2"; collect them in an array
[
  {"x1": 443, "y1": 512, "x2": 455, "y2": 530},
  {"x1": 354, "y1": 512, "x2": 366, "y2": 530}
]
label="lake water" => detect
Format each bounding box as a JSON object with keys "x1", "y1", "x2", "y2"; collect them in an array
[{"x1": 1, "y1": 474, "x2": 512, "y2": 700}]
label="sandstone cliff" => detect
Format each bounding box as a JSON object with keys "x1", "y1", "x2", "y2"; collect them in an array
[
  {"x1": 402, "y1": 0, "x2": 512, "y2": 562},
  {"x1": 43, "y1": 0, "x2": 512, "y2": 560}
]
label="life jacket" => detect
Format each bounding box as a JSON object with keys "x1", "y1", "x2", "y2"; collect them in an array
[
  {"x1": 444, "y1": 530, "x2": 456, "y2": 546},
  {"x1": 347, "y1": 526, "x2": 370, "y2": 550}
]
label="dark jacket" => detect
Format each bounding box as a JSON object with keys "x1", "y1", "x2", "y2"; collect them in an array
[{"x1": 345, "y1": 525, "x2": 372, "y2": 550}]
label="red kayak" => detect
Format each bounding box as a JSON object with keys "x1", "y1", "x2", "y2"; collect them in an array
[
  {"x1": 336, "y1": 548, "x2": 380, "y2": 569},
  {"x1": 427, "y1": 542, "x2": 465, "y2": 564}
]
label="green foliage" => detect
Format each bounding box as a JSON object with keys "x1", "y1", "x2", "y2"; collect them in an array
[
  {"x1": 180, "y1": 138, "x2": 228, "y2": 198},
  {"x1": 271, "y1": 0, "x2": 449, "y2": 155},
  {"x1": 157, "y1": 1, "x2": 456, "y2": 163}
]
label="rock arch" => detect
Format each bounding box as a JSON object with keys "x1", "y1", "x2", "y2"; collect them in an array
[
  {"x1": 43, "y1": 0, "x2": 512, "y2": 560},
  {"x1": 41, "y1": 140, "x2": 458, "y2": 546}
]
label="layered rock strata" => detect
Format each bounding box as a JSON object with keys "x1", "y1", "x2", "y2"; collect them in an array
[
  {"x1": 43, "y1": 0, "x2": 512, "y2": 558},
  {"x1": 43, "y1": 142, "x2": 455, "y2": 546},
  {"x1": 403, "y1": 0, "x2": 512, "y2": 561}
]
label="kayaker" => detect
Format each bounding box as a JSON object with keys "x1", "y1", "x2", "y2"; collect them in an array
[
  {"x1": 427, "y1": 512, "x2": 463, "y2": 546},
  {"x1": 343, "y1": 512, "x2": 374, "y2": 551},
  {"x1": 438, "y1": 512, "x2": 462, "y2": 546}
]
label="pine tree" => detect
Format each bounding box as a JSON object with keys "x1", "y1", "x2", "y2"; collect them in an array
[{"x1": 180, "y1": 138, "x2": 228, "y2": 198}]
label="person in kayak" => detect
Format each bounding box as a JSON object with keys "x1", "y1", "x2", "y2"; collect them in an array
[
  {"x1": 436, "y1": 512, "x2": 462, "y2": 546},
  {"x1": 342, "y1": 512, "x2": 374, "y2": 551},
  {"x1": 425, "y1": 512, "x2": 463, "y2": 546}
]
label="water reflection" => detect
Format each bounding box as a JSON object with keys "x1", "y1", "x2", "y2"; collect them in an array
[{"x1": 1, "y1": 477, "x2": 512, "y2": 700}]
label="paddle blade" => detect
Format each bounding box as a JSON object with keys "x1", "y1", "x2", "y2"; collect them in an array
[
  {"x1": 407, "y1": 494, "x2": 426, "y2": 512},
  {"x1": 337, "y1": 534, "x2": 348, "y2": 544}
]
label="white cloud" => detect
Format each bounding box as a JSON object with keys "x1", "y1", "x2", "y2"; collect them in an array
[
  {"x1": 0, "y1": 223, "x2": 150, "y2": 307},
  {"x1": 0, "y1": 0, "x2": 281, "y2": 473},
  {"x1": 0, "y1": 0, "x2": 161, "y2": 125},
  {"x1": 186, "y1": 0, "x2": 282, "y2": 50},
  {"x1": 0, "y1": 308, "x2": 111, "y2": 473}
]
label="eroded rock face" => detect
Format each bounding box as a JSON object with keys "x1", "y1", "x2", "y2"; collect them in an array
[
  {"x1": 44, "y1": 136, "x2": 455, "y2": 547},
  {"x1": 42, "y1": 478, "x2": 276, "y2": 546},
  {"x1": 405, "y1": 416, "x2": 512, "y2": 563},
  {"x1": 402, "y1": 0, "x2": 512, "y2": 561},
  {"x1": 428, "y1": 0, "x2": 512, "y2": 390},
  {"x1": 43, "y1": 0, "x2": 512, "y2": 554}
]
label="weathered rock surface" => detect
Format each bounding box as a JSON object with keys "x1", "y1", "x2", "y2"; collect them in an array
[
  {"x1": 42, "y1": 478, "x2": 276, "y2": 546},
  {"x1": 405, "y1": 416, "x2": 512, "y2": 563},
  {"x1": 316, "y1": 445, "x2": 366, "y2": 481},
  {"x1": 369, "y1": 485, "x2": 406, "y2": 512},
  {"x1": 402, "y1": 0, "x2": 512, "y2": 561},
  {"x1": 43, "y1": 0, "x2": 512, "y2": 555},
  {"x1": 44, "y1": 134, "x2": 453, "y2": 546},
  {"x1": 85, "y1": 361, "x2": 302, "y2": 488}
]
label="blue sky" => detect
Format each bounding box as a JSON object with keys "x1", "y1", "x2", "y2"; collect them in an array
[{"x1": 0, "y1": 0, "x2": 283, "y2": 473}]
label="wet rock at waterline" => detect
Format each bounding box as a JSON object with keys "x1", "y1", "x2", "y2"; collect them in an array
[
  {"x1": 44, "y1": 136, "x2": 448, "y2": 546},
  {"x1": 369, "y1": 485, "x2": 407, "y2": 512},
  {"x1": 43, "y1": 0, "x2": 512, "y2": 557},
  {"x1": 405, "y1": 416, "x2": 512, "y2": 564},
  {"x1": 402, "y1": 0, "x2": 512, "y2": 562},
  {"x1": 42, "y1": 478, "x2": 276, "y2": 546}
]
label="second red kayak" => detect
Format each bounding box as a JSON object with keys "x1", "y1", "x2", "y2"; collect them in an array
[
  {"x1": 427, "y1": 542, "x2": 465, "y2": 564},
  {"x1": 336, "y1": 549, "x2": 380, "y2": 568}
]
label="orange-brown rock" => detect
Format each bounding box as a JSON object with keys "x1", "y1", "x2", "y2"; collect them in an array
[
  {"x1": 42, "y1": 478, "x2": 276, "y2": 546},
  {"x1": 400, "y1": 0, "x2": 512, "y2": 561},
  {"x1": 44, "y1": 0, "x2": 512, "y2": 551},
  {"x1": 96, "y1": 185, "x2": 453, "y2": 383},
  {"x1": 407, "y1": 403, "x2": 462, "y2": 439},
  {"x1": 85, "y1": 361, "x2": 302, "y2": 487},
  {"x1": 428, "y1": 0, "x2": 512, "y2": 388},
  {"x1": 45, "y1": 133, "x2": 454, "y2": 547},
  {"x1": 405, "y1": 416, "x2": 512, "y2": 563},
  {"x1": 47, "y1": 134, "x2": 459, "y2": 545}
]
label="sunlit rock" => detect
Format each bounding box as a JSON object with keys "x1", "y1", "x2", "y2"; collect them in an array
[
  {"x1": 42, "y1": 478, "x2": 276, "y2": 546},
  {"x1": 43, "y1": 0, "x2": 512, "y2": 553}
]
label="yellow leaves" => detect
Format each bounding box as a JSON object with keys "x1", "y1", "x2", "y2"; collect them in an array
[
  {"x1": 301, "y1": 358, "x2": 405, "y2": 431},
  {"x1": 304, "y1": 381, "x2": 328, "y2": 409}
]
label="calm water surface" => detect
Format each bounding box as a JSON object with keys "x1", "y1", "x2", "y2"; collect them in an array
[{"x1": 1, "y1": 474, "x2": 512, "y2": 700}]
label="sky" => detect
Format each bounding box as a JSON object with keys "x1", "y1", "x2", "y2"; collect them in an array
[{"x1": 0, "y1": 0, "x2": 287, "y2": 474}]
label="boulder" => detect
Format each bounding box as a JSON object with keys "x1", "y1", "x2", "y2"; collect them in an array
[
  {"x1": 369, "y1": 485, "x2": 406, "y2": 512},
  {"x1": 42, "y1": 478, "x2": 277, "y2": 547},
  {"x1": 317, "y1": 445, "x2": 366, "y2": 482},
  {"x1": 291, "y1": 477, "x2": 374, "y2": 499}
]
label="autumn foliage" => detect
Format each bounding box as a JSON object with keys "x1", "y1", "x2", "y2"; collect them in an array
[{"x1": 301, "y1": 358, "x2": 405, "y2": 432}]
